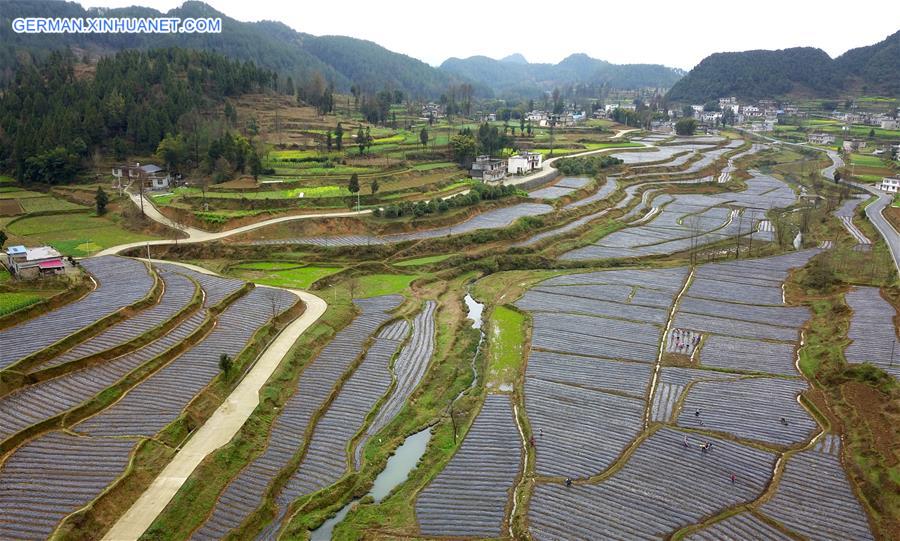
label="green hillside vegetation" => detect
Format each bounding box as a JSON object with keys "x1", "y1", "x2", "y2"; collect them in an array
[
  {"x1": 0, "y1": 47, "x2": 274, "y2": 184},
  {"x1": 440, "y1": 53, "x2": 683, "y2": 98},
  {"x1": 667, "y1": 30, "x2": 900, "y2": 102},
  {"x1": 0, "y1": 0, "x2": 462, "y2": 98}
]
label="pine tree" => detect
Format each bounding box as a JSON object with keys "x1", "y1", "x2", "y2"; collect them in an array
[{"x1": 95, "y1": 187, "x2": 109, "y2": 215}]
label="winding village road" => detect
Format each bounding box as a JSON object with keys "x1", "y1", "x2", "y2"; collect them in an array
[
  {"x1": 753, "y1": 133, "x2": 900, "y2": 275},
  {"x1": 101, "y1": 262, "x2": 327, "y2": 541}
]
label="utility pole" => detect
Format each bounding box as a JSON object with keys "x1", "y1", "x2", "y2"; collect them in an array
[{"x1": 138, "y1": 168, "x2": 145, "y2": 217}]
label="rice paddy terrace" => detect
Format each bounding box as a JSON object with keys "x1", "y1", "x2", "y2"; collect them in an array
[
  {"x1": 1, "y1": 127, "x2": 894, "y2": 541},
  {"x1": 0, "y1": 256, "x2": 300, "y2": 540}
]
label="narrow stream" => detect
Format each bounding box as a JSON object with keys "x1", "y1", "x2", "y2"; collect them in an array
[
  {"x1": 461, "y1": 292, "x2": 485, "y2": 398},
  {"x1": 309, "y1": 292, "x2": 485, "y2": 540},
  {"x1": 310, "y1": 428, "x2": 432, "y2": 540}
]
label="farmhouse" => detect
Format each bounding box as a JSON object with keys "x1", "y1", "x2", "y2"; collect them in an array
[
  {"x1": 5, "y1": 245, "x2": 65, "y2": 279},
  {"x1": 470, "y1": 155, "x2": 507, "y2": 183},
  {"x1": 507, "y1": 152, "x2": 544, "y2": 175},
  {"x1": 842, "y1": 140, "x2": 867, "y2": 153},
  {"x1": 807, "y1": 133, "x2": 836, "y2": 145},
  {"x1": 881, "y1": 119, "x2": 898, "y2": 130},
  {"x1": 112, "y1": 163, "x2": 173, "y2": 190},
  {"x1": 879, "y1": 176, "x2": 900, "y2": 194}
]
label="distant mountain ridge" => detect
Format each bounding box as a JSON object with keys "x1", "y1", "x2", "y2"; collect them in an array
[
  {"x1": 667, "y1": 30, "x2": 900, "y2": 102},
  {"x1": 439, "y1": 53, "x2": 684, "y2": 97},
  {"x1": 0, "y1": 0, "x2": 459, "y2": 97}
]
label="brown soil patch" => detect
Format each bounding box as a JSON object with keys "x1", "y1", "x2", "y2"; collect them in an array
[
  {"x1": 803, "y1": 388, "x2": 843, "y2": 433},
  {"x1": 660, "y1": 352, "x2": 694, "y2": 367},
  {"x1": 841, "y1": 382, "x2": 899, "y2": 467},
  {"x1": 0, "y1": 199, "x2": 23, "y2": 216},
  {"x1": 884, "y1": 206, "x2": 900, "y2": 234},
  {"x1": 211, "y1": 177, "x2": 258, "y2": 190}
]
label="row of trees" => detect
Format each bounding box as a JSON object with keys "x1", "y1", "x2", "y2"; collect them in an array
[{"x1": 374, "y1": 182, "x2": 518, "y2": 219}]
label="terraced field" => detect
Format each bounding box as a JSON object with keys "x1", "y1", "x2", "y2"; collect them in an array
[
  {"x1": 844, "y1": 286, "x2": 899, "y2": 378},
  {"x1": 514, "y1": 268, "x2": 686, "y2": 478},
  {"x1": 836, "y1": 197, "x2": 872, "y2": 245},
  {"x1": 0, "y1": 266, "x2": 295, "y2": 539},
  {"x1": 564, "y1": 177, "x2": 618, "y2": 209},
  {"x1": 528, "y1": 177, "x2": 591, "y2": 199},
  {"x1": 249, "y1": 203, "x2": 552, "y2": 246},
  {"x1": 493, "y1": 250, "x2": 874, "y2": 539},
  {"x1": 192, "y1": 295, "x2": 402, "y2": 539},
  {"x1": 667, "y1": 251, "x2": 817, "y2": 377},
  {"x1": 674, "y1": 377, "x2": 817, "y2": 446},
  {"x1": 0, "y1": 311, "x2": 206, "y2": 443},
  {"x1": 265, "y1": 320, "x2": 409, "y2": 534},
  {"x1": 36, "y1": 267, "x2": 198, "y2": 369},
  {"x1": 355, "y1": 300, "x2": 436, "y2": 468},
  {"x1": 74, "y1": 286, "x2": 297, "y2": 437},
  {"x1": 560, "y1": 172, "x2": 795, "y2": 261},
  {"x1": 0, "y1": 433, "x2": 136, "y2": 540},
  {"x1": 759, "y1": 440, "x2": 875, "y2": 540},
  {"x1": 415, "y1": 394, "x2": 521, "y2": 538},
  {"x1": 528, "y1": 428, "x2": 777, "y2": 539},
  {"x1": 687, "y1": 512, "x2": 792, "y2": 540},
  {"x1": 0, "y1": 256, "x2": 154, "y2": 368}
]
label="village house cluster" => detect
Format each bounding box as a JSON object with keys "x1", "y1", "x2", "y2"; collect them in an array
[
  {"x1": 469, "y1": 151, "x2": 544, "y2": 183},
  {"x1": 111, "y1": 162, "x2": 178, "y2": 191}
]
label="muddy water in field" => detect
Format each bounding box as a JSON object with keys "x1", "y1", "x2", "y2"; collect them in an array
[{"x1": 310, "y1": 428, "x2": 432, "y2": 540}]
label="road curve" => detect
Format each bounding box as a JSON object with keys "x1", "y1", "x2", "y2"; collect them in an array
[
  {"x1": 752, "y1": 131, "x2": 900, "y2": 275},
  {"x1": 97, "y1": 191, "x2": 372, "y2": 256},
  {"x1": 101, "y1": 261, "x2": 328, "y2": 541}
]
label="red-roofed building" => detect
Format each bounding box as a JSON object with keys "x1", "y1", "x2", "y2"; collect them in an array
[{"x1": 5, "y1": 245, "x2": 66, "y2": 279}]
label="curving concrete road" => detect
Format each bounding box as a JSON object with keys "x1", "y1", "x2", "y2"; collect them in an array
[
  {"x1": 101, "y1": 261, "x2": 327, "y2": 541},
  {"x1": 752, "y1": 132, "x2": 900, "y2": 276},
  {"x1": 97, "y1": 191, "x2": 372, "y2": 256},
  {"x1": 819, "y1": 149, "x2": 900, "y2": 275}
]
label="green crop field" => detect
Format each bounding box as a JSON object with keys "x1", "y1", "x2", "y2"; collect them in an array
[
  {"x1": 850, "y1": 154, "x2": 886, "y2": 167},
  {"x1": 0, "y1": 292, "x2": 44, "y2": 315},
  {"x1": 486, "y1": 305, "x2": 526, "y2": 388},
  {"x1": 7, "y1": 212, "x2": 160, "y2": 256},
  {"x1": 411, "y1": 162, "x2": 457, "y2": 171},
  {"x1": 231, "y1": 264, "x2": 344, "y2": 289},
  {"x1": 230, "y1": 261, "x2": 305, "y2": 271},
  {"x1": 19, "y1": 196, "x2": 85, "y2": 213},
  {"x1": 394, "y1": 254, "x2": 455, "y2": 267},
  {"x1": 352, "y1": 273, "x2": 419, "y2": 297}
]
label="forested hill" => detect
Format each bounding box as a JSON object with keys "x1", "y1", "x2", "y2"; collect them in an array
[
  {"x1": 439, "y1": 53, "x2": 684, "y2": 98},
  {"x1": 0, "y1": 48, "x2": 274, "y2": 183},
  {"x1": 666, "y1": 30, "x2": 900, "y2": 102},
  {"x1": 0, "y1": 0, "x2": 460, "y2": 97}
]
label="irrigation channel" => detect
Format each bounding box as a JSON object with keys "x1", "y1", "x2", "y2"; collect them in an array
[
  {"x1": 308, "y1": 293, "x2": 485, "y2": 539},
  {"x1": 309, "y1": 428, "x2": 432, "y2": 540}
]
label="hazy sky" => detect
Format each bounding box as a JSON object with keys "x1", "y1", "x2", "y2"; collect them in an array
[{"x1": 86, "y1": 0, "x2": 898, "y2": 70}]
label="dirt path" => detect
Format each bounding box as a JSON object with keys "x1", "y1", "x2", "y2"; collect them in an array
[{"x1": 100, "y1": 262, "x2": 327, "y2": 541}]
